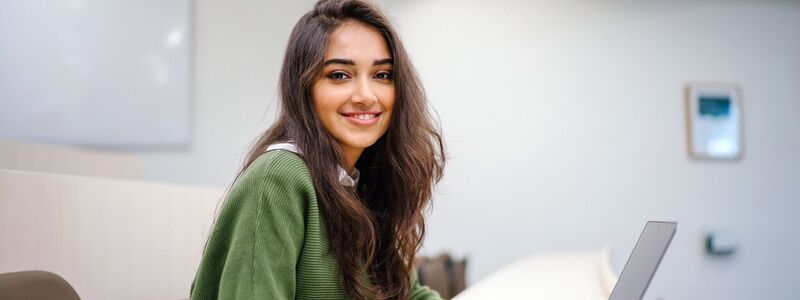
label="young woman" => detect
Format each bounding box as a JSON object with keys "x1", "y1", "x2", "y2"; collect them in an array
[{"x1": 190, "y1": 0, "x2": 445, "y2": 299}]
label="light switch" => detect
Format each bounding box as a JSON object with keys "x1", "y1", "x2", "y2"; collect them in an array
[{"x1": 705, "y1": 230, "x2": 738, "y2": 255}]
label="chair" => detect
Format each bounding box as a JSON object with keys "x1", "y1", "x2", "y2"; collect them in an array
[
  {"x1": 0, "y1": 270, "x2": 81, "y2": 300},
  {"x1": 416, "y1": 253, "x2": 467, "y2": 299}
]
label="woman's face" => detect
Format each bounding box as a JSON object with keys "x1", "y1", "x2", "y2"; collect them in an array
[{"x1": 312, "y1": 21, "x2": 395, "y2": 165}]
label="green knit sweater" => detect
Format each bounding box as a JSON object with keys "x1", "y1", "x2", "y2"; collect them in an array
[{"x1": 190, "y1": 150, "x2": 441, "y2": 299}]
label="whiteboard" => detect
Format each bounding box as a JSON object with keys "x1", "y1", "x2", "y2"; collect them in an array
[{"x1": 0, "y1": 0, "x2": 192, "y2": 149}]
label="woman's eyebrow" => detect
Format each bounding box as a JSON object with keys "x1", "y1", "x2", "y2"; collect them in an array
[
  {"x1": 324, "y1": 58, "x2": 355, "y2": 66},
  {"x1": 323, "y1": 58, "x2": 393, "y2": 66}
]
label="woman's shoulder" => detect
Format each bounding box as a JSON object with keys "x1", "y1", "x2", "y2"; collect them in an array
[
  {"x1": 238, "y1": 149, "x2": 313, "y2": 189},
  {"x1": 222, "y1": 150, "x2": 315, "y2": 217}
]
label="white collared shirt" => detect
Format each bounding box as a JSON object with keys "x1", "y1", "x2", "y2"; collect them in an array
[{"x1": 265, "y1": 142, "x2": 360, "y2": 187}]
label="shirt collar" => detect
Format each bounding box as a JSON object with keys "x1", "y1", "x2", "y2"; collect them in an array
[{"x1": 265, "y1": 142, "x2": 359, "y2": 187}]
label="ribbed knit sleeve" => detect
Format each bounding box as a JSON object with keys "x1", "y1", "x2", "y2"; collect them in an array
[
  {"x1": 410, "y1": 268, "x2": 443, "y2": 300},
  {"x1": 191, "y1": 151, "x2": 314, "y2": 300}
]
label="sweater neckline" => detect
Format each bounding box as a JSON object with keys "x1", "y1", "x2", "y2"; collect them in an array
[{"x1": 265, "y1": 142, "x2": 359, "y2": 187}]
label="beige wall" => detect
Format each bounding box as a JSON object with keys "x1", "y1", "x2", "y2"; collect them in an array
[
  {"x1": 0, "y1": 170, "x2": 221, "y2": 299},
  {"x1": 0, "y1": 140, "x2": 142, "y2": 179}
]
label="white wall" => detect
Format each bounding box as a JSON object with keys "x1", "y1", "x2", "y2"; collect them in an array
[
  {"x1": 136, "y1": 0, "x2": 316, "y2": 187},
  {"x1": 135, "y1": 1, "x2": 800, "y2": 299}
]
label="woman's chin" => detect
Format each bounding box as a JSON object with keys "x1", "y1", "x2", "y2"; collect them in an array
[{"x1": 338, "y1": 136, "x2": 381, "y2": 150}]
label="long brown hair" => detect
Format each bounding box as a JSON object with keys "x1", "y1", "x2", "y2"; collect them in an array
[{"x1": 234, "y1": 0, "x2": 445, "y2": 298}]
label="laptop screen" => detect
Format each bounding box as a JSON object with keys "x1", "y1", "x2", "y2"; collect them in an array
[{"x1": 608, "y1": 221, "x2": 677, "y2": 300}]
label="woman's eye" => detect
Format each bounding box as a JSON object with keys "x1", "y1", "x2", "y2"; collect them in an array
[
  {"x1": 327, "y1": 71, "x2": 350, "y2": 80},
  {"x1": 374, "y1": 71, "x2": 393, "y2": 80}
]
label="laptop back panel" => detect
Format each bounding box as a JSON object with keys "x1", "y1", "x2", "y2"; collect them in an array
[{"x1": 608, "y1": 221, "x2": 677, "y2": 300}]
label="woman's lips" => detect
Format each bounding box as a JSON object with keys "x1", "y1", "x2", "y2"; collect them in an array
[{"x1": 341, "y1": 112, "x2": 381, "y2": 126}]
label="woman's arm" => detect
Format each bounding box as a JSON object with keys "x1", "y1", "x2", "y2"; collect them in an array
[{"x1": 191, "y1": 152, "x2": 308, "y2": 299}]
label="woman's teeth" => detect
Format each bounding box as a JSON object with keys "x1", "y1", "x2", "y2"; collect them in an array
[{"x1": 352, "y1": 114, "x2": 376, "y2": 120}]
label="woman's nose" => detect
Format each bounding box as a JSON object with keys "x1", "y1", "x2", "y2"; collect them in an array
[{"x1": 350, "y1": 76, "x2": 378, "y2": 106}]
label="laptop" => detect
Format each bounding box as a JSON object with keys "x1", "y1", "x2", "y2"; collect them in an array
[{"x1": 608, "y1": 221, "x2": 677, "y2": 300}]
